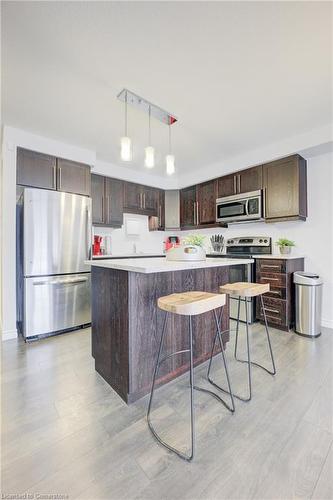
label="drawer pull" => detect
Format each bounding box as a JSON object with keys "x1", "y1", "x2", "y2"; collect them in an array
[
  {"x1": 263, "y1": 307, "x2": 280, "y2": 314},
  {"x1": 269, "y1": 290, "x2": 281, "y2": 295},
  {"x1": 261, "y1": 277, "x2": 279, "y2": 281},
  {"x1": 265, "y1": 314, "x2": 282, "y2": 322},
  {"x1": 261, "y1": 265, "x2": 281, "y2": 269}
]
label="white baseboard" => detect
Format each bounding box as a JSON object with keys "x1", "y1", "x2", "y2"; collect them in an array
[
  {"x1": 2, "y1": 329, "x2": 18, "y2": 341},
  {"x1": 321, "y1": 319, "x2": 333, "y2": 329}
]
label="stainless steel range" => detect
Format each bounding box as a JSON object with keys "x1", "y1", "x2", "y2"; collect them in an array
[{"x1": 209, "y1": 236, "x2": 272, "y2": 323}]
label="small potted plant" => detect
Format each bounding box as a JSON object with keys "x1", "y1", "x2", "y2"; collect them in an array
[
  {"x1": 183, "y1": 234, "x2": 206, "y2": 248},
  {"x1": 276, "y1": 238, "x2": 295, "y2": 255}
]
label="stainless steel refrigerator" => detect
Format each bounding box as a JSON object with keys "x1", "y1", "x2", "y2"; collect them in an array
[{"x1": 17, "y1": 188, "x2": 92, "y2": 340}]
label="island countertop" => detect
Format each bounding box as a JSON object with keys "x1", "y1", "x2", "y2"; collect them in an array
[{"x1": 86, "y1": 257, "x2": 254, "y2": 274}]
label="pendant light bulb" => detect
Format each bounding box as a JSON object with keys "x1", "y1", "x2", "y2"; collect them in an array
[
  {"x1": 120, "y1": 91, "x2": 132, "y2": 161},
  {"x1": 166, "y1": 154, "x2": 175, "y2": 175},
  {"x1": 145, "y1": 146, "x2": 155, "y2": 168},
  {"x1": 145, "y1": 105, "x2": 155, "y2": 168},
  {"x1": 165, "y1": 121, "x2": 175, "y2": 175},
  {"x1": 121, "y1": 136, "x2": 132, "y2": 162}
]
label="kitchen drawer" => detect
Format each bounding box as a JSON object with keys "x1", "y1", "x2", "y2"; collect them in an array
[
  {"x1": 263, "y1": 286, "x2": 286, "y2": 300},
  {"x1": 256, "y1": 296, "x2": 286, "y2": 326},
  {"x1": 256, "y1": 272, "x2": 286, "y2": 288},
  {"x1": 256, "y1": 259, "x2": 286, "y2": 274}
]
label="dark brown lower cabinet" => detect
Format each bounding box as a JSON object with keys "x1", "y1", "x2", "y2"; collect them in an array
[
  {"x1": 256, "y1": 257, "x2": 304, "y2": 331},
  {"x1": 91, "y1": 265, "x2": 230, "y2": 404}
]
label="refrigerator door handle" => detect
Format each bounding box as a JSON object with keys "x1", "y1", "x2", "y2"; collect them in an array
[
  {"x1": 33, "y1": 277, "x2": 89, "y2": 286},
  {"x1": 86, "y1": 206, "x2": 92, "y2": 260}
]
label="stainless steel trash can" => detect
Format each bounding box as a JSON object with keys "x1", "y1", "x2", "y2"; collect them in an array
[{"x1": 294, "y1": 272, "x2": 323, "y2": 338}]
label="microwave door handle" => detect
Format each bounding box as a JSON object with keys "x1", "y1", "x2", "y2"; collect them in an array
[{"x1": 245, "y1": 199, "x2": 250, "y2": 216}]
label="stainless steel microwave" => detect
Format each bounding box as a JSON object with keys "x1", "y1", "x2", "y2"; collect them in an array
[{"x1": 216, "y1": 190, "x2": 263, "y2": 223}]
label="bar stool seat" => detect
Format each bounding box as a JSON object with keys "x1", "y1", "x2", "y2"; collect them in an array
[
  {"x1": 158, "y1": 291, "x2": 226, "y2": 316},
  {"x1": 220, "y1": 282, "x2": 270, "y2": 297},
  {"x1": 147, "y1": 290, "x2": 234, "y2": 462}
]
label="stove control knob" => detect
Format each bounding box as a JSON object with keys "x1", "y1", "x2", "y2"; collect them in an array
[
  {"x1": 229, "y1": 239, "x2": 234, "y2": 244},
  {"x1": 264, "y1": 239, "x2": 268, "y2": 243},
  {"x1": 259, "y1": 239, "x2": 263, "y2": 243}
]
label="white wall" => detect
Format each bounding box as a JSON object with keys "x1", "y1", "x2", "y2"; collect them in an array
[
  {"x1": 178, "y1": 152, "x2": 333, "y2": 328},
  {"x1": 93, "y1": 213, "x2": 166, "y2": 256}
]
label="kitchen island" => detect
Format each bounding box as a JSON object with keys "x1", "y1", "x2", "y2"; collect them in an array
[{"x1": 87, "y1": 257, "x2": 253, "y2": 404}]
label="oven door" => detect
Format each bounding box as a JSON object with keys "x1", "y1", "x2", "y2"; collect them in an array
[{"x1": 228, "y1": 263, "x2": 255, "y2": 323}]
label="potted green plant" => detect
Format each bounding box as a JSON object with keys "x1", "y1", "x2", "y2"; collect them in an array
[{"x1": 276, "y1": 238, "x2": 295, "y2": 255}]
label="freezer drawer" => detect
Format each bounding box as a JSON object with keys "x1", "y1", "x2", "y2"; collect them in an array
[{"x1": 24, "y1": 273, "x2": 91, "y2": 338}]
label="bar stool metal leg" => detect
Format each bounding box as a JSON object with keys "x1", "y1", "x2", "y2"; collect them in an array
[
  {"x1": 205, "y1": 307, "x2": 235, "y2": 412},
  {"x1": 147, "y1": 312, "x2": 195, "y2": 462},
  {"x1": 234, "y1": 296, "x2": 276, "y2": 376},
  {"x1": 208, "y1": 296, "x2": 252, "y2": 402}
]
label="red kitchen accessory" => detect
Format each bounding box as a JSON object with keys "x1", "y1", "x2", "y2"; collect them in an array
[{"x1": 93, "y1": 235, "x2": 103, "y2": 256}]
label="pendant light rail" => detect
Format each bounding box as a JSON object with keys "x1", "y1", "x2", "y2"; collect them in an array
[{"x1": 117, "y1": 88, "x2": 178, "y2": 126}]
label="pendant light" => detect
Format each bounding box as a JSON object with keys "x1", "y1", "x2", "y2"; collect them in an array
[
  {"x1": 120, "y1": 90, "x2": 132, "y2": 161},
  {"x1": 144, "y1": 105, "x2": 155, "y2": 168},
  {"x1": 166, "y1": 121, "x2": 175, "y2": 175}
]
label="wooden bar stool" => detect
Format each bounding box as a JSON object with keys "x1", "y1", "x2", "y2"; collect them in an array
[
  {"x1": 207, "y1": 282, "x2": 276, "y2": 403},
  {"x1": 147, "y1": 291, "x2": 235, "y2": 462}
]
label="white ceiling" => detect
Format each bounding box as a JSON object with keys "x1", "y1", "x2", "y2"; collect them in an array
[{"x1": 2, "y1": 1, "x2": 332, "y2": 178}]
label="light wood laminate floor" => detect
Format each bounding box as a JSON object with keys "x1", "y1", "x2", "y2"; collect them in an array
[{"x1": 1, "y1": 322, "x2": 332, "y2": 500}]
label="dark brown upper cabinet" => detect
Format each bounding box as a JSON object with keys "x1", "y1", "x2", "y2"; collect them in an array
[
  {"x1": 17, "y1": 148, "x2": 91, "y2": 196},
  {"x1": 263, "y1": 155, "x2": 307, "y2": 222},
  {"x1": 217, "y1": 173, "x2": 236, "y2": 198},
  {"x1": 197, "y1": 179, "x2": 217, "y2": 225},
  {"x1": 105, "y1": 178, "x2": 124, "y2": 227},
  {"x1": 17, "y1": 148, "x2": 57, "y2": 190},
  {"x1": 238, "y1": 165, "x2": 263, "y2": 194},
  {"x1": 91, "y1": 174, "x2": 105, "y2": 224},
  {"x1": 92, "y1": 174, "x2": 124, "y2": 228},
  {"x1": 217, "y1": 165, "x2": 262, "y2": 198},
  {"x1": 123, "y1": 182, "x2": 158, "y2": 216},
  {"x1": 142, "y1": 186, "x2": 158, "y2": 214},
  {"x1": 123, "y1": 182, "x2": 141, "y2": 212},
  {"x1": 180, "y1": 185, "x2": 197, "y2": 228},
  {"x1": 57, "y1": 158, "x2": 91, "y2": 196}
]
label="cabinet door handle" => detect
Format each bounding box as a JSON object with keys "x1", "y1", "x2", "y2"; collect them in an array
[
  {"x1": 234, "y1": 176, "x2": 237, "y2": 193},
  {"x1": 101, "y1": 197, "x2": 104, "y2": 221},
  {"x1": 140, "y1": 192, "x2": 142, "y2": 208},
  {"x1": 144, "y1": 193, "x2": 146, "y2": 209},
  {"x1": 238, "y1": 174, "x2": 241, "y2": 193},
  {"x1": 58, "y1": 166, "x2": 62, "y2": 189},
  {"x1": 196, "y1": 202, "x2": 199, "y2": 226},
  {"x1": 107, "y1": 196, "x2": 110, "y2": 216},
  {"x1": 53, "y1": 165, "x2": 56, "y2": 188},
  {"x1": 193, "y1": 202, "x2": 196, "y2": 225},
  {"x1": 263, "y1": 307, "x2": 280, "y2": 314}
]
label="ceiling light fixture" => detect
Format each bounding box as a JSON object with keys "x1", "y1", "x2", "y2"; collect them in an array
[
  {"x1": 166, "y1": 120, "x2": 175, "y2": 175},
  {"x1": 144, "y1": 105, "x2": 155, "y2": 168},
  {"x1": 120, "y1": 90, "x2": 132, "y2": 161},
  {"x1": 117, "y1": 89, "x2": 177, "y2": 174}
]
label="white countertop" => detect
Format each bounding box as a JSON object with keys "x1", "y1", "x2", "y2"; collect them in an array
[
  {"x1": 86, "y1": 257, "x2": 254, "y2": 274},
  {"x1": 92, "y1": 253, "x2": 164, "y2": 259},
  {"x1": 252, "y1": 254, "x2": 305, "y2": 260}
]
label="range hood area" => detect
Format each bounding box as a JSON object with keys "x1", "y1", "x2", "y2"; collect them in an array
[{"x1": 164, "y1": 189, "x2": 180, "y2": 230}]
